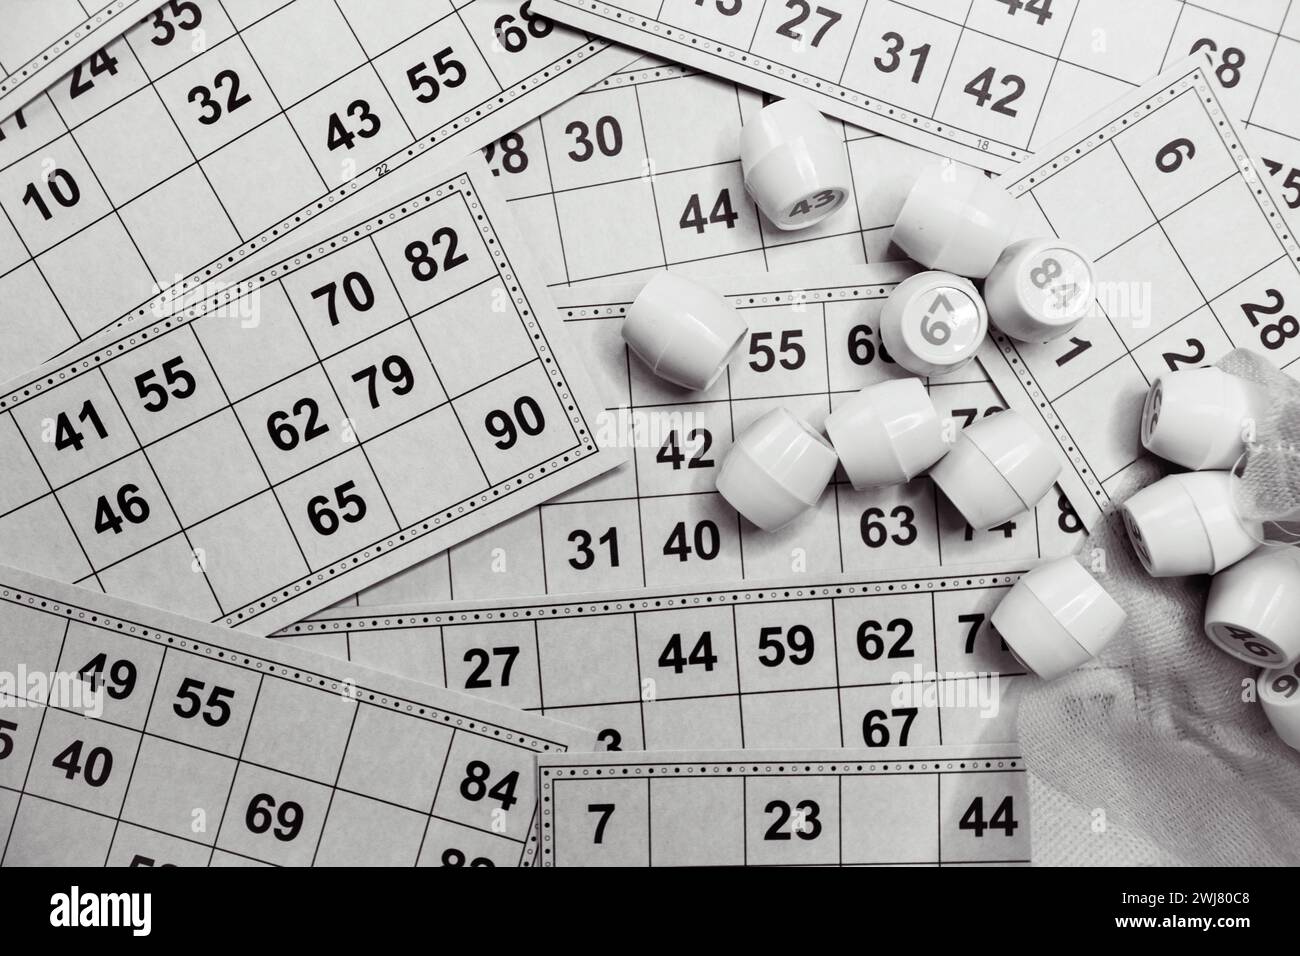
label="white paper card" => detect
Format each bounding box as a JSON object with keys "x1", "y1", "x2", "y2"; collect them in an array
[
  {"x1": 0, "y1": 563, "x2": 594, "y2": 867},
  {"x1": 0, "y1": 0, "x2": 638, "y2": 381},
  {"x1": 533, "y1": 0, "x2": 1300, "y2": 184},
  {"x1": 536, "y1": 744, "x2": 1028, "y2": 866},
  {"x1": 0, "y1": 1, "x2": 157, "y2": 122},
  {"x1": 0, "y1": 160, "x2": 618, "y2": 634},
  {"x1": 278, "y1": 560, "x2": 1031, "y2": 753}
]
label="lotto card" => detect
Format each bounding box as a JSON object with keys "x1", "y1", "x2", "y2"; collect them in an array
[
  {"x1": 0, "y1": 563, "x2": 594, "y2": 867},
  {"x1": 279, "y1": 560, "x2": 1031, "y2": 753},
  {"x1": 532, "y1": 0, "x2": 1300, "y2": 188},
  {"x1": 484, "y1": 56, "x2": 972, "y2": 286},
  {"x1": 322, "y1": 265, "x2": 1083, "y2": 609},
  {"x1": 0, "y1": 1, "x2": 157, "y2": 122},
  {"x1": 0, "y1": 0, "x2": 638, "y2": 382},
  {"x1": 978, "y1": 55, "x2": 1300, "y2": 528},
  {"x1": 536, "y1": 745, "x2": 1028, "y2": 866},
  {"x1": 0, "y1": 158, "x2": 618, "y2": 635}
]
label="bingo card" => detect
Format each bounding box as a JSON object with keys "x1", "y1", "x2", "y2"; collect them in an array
[
  {"x1": 325, "y1": 265, "x2": 1083, "y2": 609},
  {"x1": 0, "y1": 158, "x2": 617, "y2": 634},
  {"x1": 532, "y1": 0, "x2": 1300, "y2": 186},
  {"x1": 278, "y1": 560, "x2": 1032, "y2": 753},
  {"x1": 0, "y1": 1, "x2": 158, "y2": 122},
  {"x1": 536, "y1": 745, "x2": 1028, "y2": 866},
  {"x1": 0, "y1": 0, "x2": 638, "y2": 382},
  {"x1": 978, "y1": 55, "x2": 1300, "y2": 528},
  {"x1": 482, "y1": 55, "x2": 973, "y2": 287},
  {"x1": 0, "y1": 563, "x2": 594, "y2": 867}
]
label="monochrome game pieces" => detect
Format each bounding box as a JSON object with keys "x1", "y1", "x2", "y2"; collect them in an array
[
  {"x1": 2, "y1": 0, "x2": 1300, "y2": 887},
  {"x1": 990, "y1": 555, "x2": 1125, "y2": 681},
  {"x1": 1205, "y1": 546, "x2": 1300, "y2": 667},
  {"x1": 328, "y1": 266, "x2": 1083, "y2": 610},
  {"x1": 621, "y1": 271, "x2": 748, "y2": 389},
  {"x1": 879, "y1": 270, "x2": 988, "y2": 377},
  {"x1": 1141, "y1": 365, "x2": 1268, "y2": 471},
  {"x1": 1262, "y1": 658, "x2": 1300, "y2": 752},
  {"x1": 715, "y1": 406, "x2": 838, "y2": 530},
  {"x1": 739, "y1": 97, "x2": 850, "y2": 230},
  {"x1": 929, "y1": 408, "x2": 1060, "y2": 531},
  {"x1": 983, "y1": 237, "x2": 1094, "y2": 343},
  {"x1": 891, "y1": 164, "x2": 1019, "y2": 277},
  {"x1": 1122, "y1": 471, "x2": 1261, "y2": 578},
  {"x1": 824, "y1": 377, "x2": 948, "y2": 489}
]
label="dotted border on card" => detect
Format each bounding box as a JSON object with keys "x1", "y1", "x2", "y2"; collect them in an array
[
  {"x1": 536, "y1": 756, "x2": 1023, "y2": 862},
  {"x1": 276, "y1": 572, "x2": 1025, "y2": 635},
  {"x1": 67, "y1": 39, "x2": 615, "y2": 345},
  {"x1": 593, "y1": 60, "x2": 695, "y2": 90},
  {"x1": 556, "y1": 0, "x2": 1024, "y2": 163},
  {"x1": 560, "y1": 283, "x2": 897, "y2": 321},
  {"x1": 0, "y1": 1, "x2": 139, "y2": 101},
  {"x1": 0, "y1": 175, "x2": 600, "y2": 629},
  {"x1": 994, "y1": 67, "x2": 1300, "y2": 512},
  {"x1": 0, "y1": 585, "x2": 567, "y2": 752}
]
